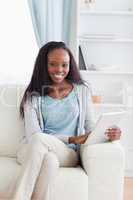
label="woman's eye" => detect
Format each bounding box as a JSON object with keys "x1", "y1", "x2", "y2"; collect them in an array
[
  {"x1": 48, "y1": 63, "x2": 69, "y2": 67},
  {"x1": 49, "y1": 63, "x2": 55, "y2": 67},
  {"x1": 62, "y1": 63, "x2": 68, "y2": 67}
]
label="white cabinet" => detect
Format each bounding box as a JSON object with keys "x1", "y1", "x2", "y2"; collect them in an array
[{"x1": 79, "y1": 0, "x2": 133, "y2": 177}]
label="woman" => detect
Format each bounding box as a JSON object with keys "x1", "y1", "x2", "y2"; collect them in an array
[{"x1": 14, "y1": 41, "x2": 121, "y2": 200}]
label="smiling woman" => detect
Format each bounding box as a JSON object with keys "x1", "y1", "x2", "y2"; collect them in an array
[
  {"x1": 0, "y1": 0, "x2": 38, "y2": 84},
  {"x1": 11, "y1": 41, "x2": 123, "y2": 200}
]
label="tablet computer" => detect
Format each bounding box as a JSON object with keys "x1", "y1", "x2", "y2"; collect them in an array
[{"x1": 84, "y1": 111, "x2": 126, "y2": 145}]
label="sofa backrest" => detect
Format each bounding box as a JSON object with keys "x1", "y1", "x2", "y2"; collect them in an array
[{"x1": 0, "y1": 85, "x2": 26, "y2": 157}]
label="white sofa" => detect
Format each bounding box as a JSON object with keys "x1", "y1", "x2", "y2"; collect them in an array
[{"x1": 0, "y1": 85, "x2": 125, "y2": 200}]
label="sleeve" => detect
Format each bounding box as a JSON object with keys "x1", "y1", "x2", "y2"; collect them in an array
[
  {"x1": 24, "y1": 100, "x2": 42, "y2": 141},
  {"x1": 84, "y1": 85, "x2": 96, "y2": 134}
]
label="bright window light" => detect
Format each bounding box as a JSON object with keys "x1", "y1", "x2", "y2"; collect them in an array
[{"x1": 0, "y1": 0, "x2": 38, "y2": 84}]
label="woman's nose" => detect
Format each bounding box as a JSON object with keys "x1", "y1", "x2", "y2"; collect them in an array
[{"x1": 55, "y1": 65, "x2": 63, "y2": 72}]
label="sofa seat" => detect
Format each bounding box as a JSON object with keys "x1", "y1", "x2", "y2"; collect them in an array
[
  {"x1": 0, "y1": 156, "x2": 88, "y2": 200},
  {"x1": 0, "y1": 157, "x2": 21, "y2": 199},
  {"x1": 53, "y1": 167, "x2": 88, "y2": 200}
]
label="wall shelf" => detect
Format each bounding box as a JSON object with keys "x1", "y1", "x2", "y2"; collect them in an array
[
  {"x1": 79, "y1": 37, "x2": 133, "y2": 43},
  {"x1": 80, "y1": 10, "x2": 133, "y2": 16},
  {"x1": 93, "y1": 103, "x2": 132, "y2": 109},
  {"x1": 80, "y1": 70, "x2": 133, "y2": 75}
]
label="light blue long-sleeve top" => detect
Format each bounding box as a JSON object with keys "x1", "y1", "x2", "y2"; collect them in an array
[{"x1": 41, "y1": 89, "x2": 79, "y2": 149}]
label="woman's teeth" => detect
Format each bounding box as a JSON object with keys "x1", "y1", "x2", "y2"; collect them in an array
[{"x1": 53, "y1": 74, "x2": 64, "y2": 78}]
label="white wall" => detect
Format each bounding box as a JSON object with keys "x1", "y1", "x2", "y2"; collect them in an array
[{"x1": 0, "y1": 0, "x2": 38, "y2": 84}]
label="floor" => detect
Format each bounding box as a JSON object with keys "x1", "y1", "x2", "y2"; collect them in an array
[{"x1": 124, "y1": 178, "x2": 133, "y2": 200}]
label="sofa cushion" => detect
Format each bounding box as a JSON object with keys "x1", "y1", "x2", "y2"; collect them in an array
[
  {"x1": 0, "y1": 157, "x2": 21, "y2": 199},
  {"x1": 53, "y1": 167, "x2": 88, "y2": 200},
  {"x1": 0, "y1": 85, "x2": 25, "y2": 157}
]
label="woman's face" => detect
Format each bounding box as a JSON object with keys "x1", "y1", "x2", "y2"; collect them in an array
[{"x1": 47, "y1": 48, "x2": 70, "y2": 85}]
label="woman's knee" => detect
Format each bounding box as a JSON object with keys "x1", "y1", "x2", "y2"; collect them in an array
[
  {"x1": 27, "y1": 133, "x2": 48, "y2": 155},
  {"x1": 29, "y1": 133, "x2": 43, "y2": 147},
  {"x1": 45, "y1": 152, "x2": 59, "y2": 169},
  {"x1": 17, "y1": 138, "x2": 46, "y2": 165},
  {"x1": 29, "y1": 133, "x2": 42, "y2": 144},
  {"x1": 30, "y1": 133, "x2": 55, "y2": 153}
]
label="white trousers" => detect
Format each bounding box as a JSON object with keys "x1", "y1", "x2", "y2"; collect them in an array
[{"x1": 13, "y1": 133, "x2": 79, "y2": 200}]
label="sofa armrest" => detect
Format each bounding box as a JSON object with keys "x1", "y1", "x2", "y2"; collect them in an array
[{"x1": 80, "y1": 141, "x2": 125, "y2": 200}]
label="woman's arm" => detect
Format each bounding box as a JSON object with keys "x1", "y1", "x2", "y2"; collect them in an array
[
  {"x1": 69, "y1": 85, "x2": 95, "y2": 145},
  {"x1": 24, "y1": 100, "x2": 42, "y2": 141},
  {"x1": 84, "y1": 84, "x2": 95, "y2": 134}
]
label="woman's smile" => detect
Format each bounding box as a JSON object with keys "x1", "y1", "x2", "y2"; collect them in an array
[{"x1": 48, "y1": 48, "x2": 70, "y2": 85}]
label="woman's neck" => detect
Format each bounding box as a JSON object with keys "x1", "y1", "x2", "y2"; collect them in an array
[
  {"x1": 50, "y1": 80, "x2": 71, "y2": 91},
  {"x1": 48, "y1": 80, "x2": 73, "y2": 99}
]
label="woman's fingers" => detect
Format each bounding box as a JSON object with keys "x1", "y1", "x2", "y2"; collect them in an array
[
  {"x1": 105, "y1": 127, "x2": 121, "y2": 141},
  {"x1": 74, "y1": 135, "x2": 88, "y2": 144},
  {"x1": 107, "y1": 132, "x2": 121, "y2": 141},
  {"x1": 105, "y1": 127, "x2": 121, "y2": 133}
]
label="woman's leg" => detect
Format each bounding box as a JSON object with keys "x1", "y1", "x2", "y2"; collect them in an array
[
  {"x1": 31, "y1": 152, "x2": 59, "y2": 200},
  {"x1": 32, "y1": 133, "x2": 78, "y2": 167},
  {"x1": 13, "y1": 136, "x2": 48, "y2": 200},
  {"x1": 13, "y1": 133, "x2": 78, "y2": 200}
]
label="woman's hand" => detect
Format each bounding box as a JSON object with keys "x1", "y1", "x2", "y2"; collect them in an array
[
  {"x1": 69, "y1": 134, "x2": 89, "y2": 145},
  {"x1": 105, "y1": 125, "x2": 121, "y2": 141}
]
